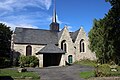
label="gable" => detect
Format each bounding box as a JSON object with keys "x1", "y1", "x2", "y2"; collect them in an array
[
  {"x1": 58, "y1": 26, "x2": 72, "y2": 42},
  {"x1": 74, "y1": 27, "x2": 87, "y2": 44}
]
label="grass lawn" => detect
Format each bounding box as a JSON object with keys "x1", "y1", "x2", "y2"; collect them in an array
[
  {"x1": 77, "y1": 60, "x2": 120, "y2": 79},
  {"x1": 80, "y1": 71, "x2": 95, "y2": 79},
  {"x1": 0, "y1": 68, "x2": 40, "y2": 80},
  {"x1": 75, "y1": 59, "x2": 97, "y2": 67}
]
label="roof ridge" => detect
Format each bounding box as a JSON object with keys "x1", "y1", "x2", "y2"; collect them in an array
[{"x1": 15, "y1": 27, "x2": 50, "y2": 31}]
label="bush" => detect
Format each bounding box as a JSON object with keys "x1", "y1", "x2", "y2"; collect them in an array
[
  {"x1": 95, "y1": 64, "x2": 110, "y2": 77},
  {"x1": 30, "y1": 63, "x2": 34, "y2": 67},
  {"x1": 95, "y1": 64, "x2": 120, "y2": 77},
  {"x1": 19, "y1": 56, "x2": 39, "y2": 67},
  {"x1": 0, "y1": 57, "x2": 11, "y2": 68}
]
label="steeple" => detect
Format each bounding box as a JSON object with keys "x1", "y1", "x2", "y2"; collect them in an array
[
  {"x1": 50, "y1": 0, "x2": 59, "y2": 32},
  {"x1": 52, "y1": 0, "x2": 56, "y2": 23}
]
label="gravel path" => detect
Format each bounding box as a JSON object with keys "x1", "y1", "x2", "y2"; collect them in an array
[{"x1": 27, "y1": 64, "x2": 94, "y2": 80}]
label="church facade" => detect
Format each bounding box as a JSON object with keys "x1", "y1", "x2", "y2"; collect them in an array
[{"x1": 11, "y1": 2, "x2": 96, "y2": 67}]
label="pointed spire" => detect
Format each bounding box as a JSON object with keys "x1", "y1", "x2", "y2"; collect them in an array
[
  {"x1": 52, "y1": 0, "x2": 57, "y2": 23},
  {"x1": 50, "y1": 0, "x2": 59, "y2": 32}
]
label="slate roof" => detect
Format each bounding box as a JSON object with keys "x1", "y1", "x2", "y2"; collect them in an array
[
  {"x1": 57, "y1": 27, "x2": 64, "y2": 40},
  {"x1": 70, "y1": 29, "x2": 80, "y2": 42},
  {"x1": 37, "y1": 44, "x2": 65, "y2": 54},
  {"x1": 14, "y1": 27, "x2": 58, "y2": 44}
]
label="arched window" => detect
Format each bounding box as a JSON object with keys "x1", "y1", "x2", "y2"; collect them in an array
[
  {"x1": 61, "y1": 40, "x2": 67, "y2": 52},
  {"x1": 80, "y1": 39, "x2": 85, "y2": 52},
  {"x1": 26, "y1": 45, "x2": 32, "y2": 56}
]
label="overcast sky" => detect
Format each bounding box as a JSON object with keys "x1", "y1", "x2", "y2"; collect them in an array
[{"x1": 0, "y1": 0, "x2": 111, "y2": 33}]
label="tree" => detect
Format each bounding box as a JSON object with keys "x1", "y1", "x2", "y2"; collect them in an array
[
  {"x1": 0, "y1": 23, "x2": 12, "y2": 57},
  {"x1": 105, "y1": 0, "x2": 120, "y2": 64},
  {"x1": 88, "y1": 0, "x2": 120, "y2": 64},
  {"x1": 88, "y1": 19, "x2": 110, "y2": 64}
]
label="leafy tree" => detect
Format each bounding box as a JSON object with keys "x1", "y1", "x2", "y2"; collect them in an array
[
  {"x1": 89, "y1": 0, "x2": 120, "y2": 64},
  {"x1": 0, "y1": 23, "x2": 12, "y2": 57},
  {"x1": 105, "y1": 0, "x2": 120, "y2": 64},
  {"x1": 88, "y1": 19, "x2": 109, "y2": 64}
]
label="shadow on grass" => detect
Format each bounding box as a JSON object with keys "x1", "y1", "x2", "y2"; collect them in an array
[{"x1": 0, "y1": 76, "x2": 14, "y2": 80}]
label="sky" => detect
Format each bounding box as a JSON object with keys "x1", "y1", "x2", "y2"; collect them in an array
[{"x1": 0, "y1": 0, "x2": 111, "y2": 34}]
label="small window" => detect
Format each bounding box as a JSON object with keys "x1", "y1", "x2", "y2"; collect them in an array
[
  {"x1": 80, "y1": 39, "x2": 85, "y2": 52},
  {"x1": 26, "y1": 45, "x2": 32, "y2": 56},
  {"x1": 68, "y1": 55, "x2": 73, "y2": 64}
]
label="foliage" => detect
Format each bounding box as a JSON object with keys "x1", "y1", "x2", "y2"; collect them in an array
[
  {"x1": 80, "y1": 71, "x2": 95, "y2": 79},
  {"x1": 75, "y1": 59, "x2": 97, "y2": 67},
  {"x1": 95, "y1": 64, "x2": 120, "y2": 77},
  {"x1": 0, "y1": 69, "x2": 40, "y2": 79},
  {"x1": 88, "y1": 0, "x2": 120, "y2": 64},
  {"x1": 80, "y1": 63, "x2": 120, "y2": 79},
  {"x1": 0, "y1": 57, "x2": 11, "y2": 68},
  {"x1": 0, "y1": 23, "x2": 12, "y2": 68},
  {"x1": 19, "y1": 55, "x2": 39, "y2": 67},
  {"x1": 0, "y1": 23, "x2": 12, "y2": 57}
]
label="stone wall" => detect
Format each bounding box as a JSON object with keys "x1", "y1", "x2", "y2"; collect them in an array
[
  {"x1": 74, "y1": 27, "x2": 96, "y2": 60},
  {"x1": 12, "y1": 26, "x2": 96, "y2": 67},
  {"x1": 13, "y1": 44, "x2": 45, "y2": 56},
  {"x1": 58, "y1": 26, "x2": 75, "y2": 63}
]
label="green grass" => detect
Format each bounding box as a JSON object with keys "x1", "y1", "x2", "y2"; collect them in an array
[
  {"x1": 80, "y1": 71, "x2": 95, "y2": 79},
  {"x1": 75, "y1": 59, "x2": 97, "y2": 67},
  {"x1": 77, "y1": 60, "x2": 120, "y2": 79},
  {"x1": 0, "y1": 69, "x2": 40, "y2": 79}
]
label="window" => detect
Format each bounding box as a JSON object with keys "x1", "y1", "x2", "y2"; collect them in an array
[
  {"x1": 68, "y1": 55, "x2": 73, "y2": 64},
  {"x1": 26, "y1": 45, "x2": 32, "y2": 56},
  {"x1": 61, "y1": 40, "x2": 67, "y2": 52},
  {"x1": 80, "y1": 39, "x2": 85, "y2": 52}
]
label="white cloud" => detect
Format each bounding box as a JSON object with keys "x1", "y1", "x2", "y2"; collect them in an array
[
  {"x1": 67, "y1": 25, "x2": 73, "y2": 32},
  {"x1": 0, "y1": 21, "x2": 39, "y2": 31},
  {"x1": 0, "y1": 0, "x2": 52, "y2": 12},
  {"x1": 40, "y1": 0, "x2": 52, "y2": 10},
  {"x1": 56, "y1": 14, "x2": 62, "y2": 24},
  {"x1": 0, "y1": 0, "x2": 52, "y2": 29},
  {"x1": 0, "y1": 10, "x2": 53, "y2": 30},
  {"x1": 0, "y1": 21, "x2": 16, "y2": 30},
  {"x1": 48, "y1": 14, "x2": 63, "y2": 24}
]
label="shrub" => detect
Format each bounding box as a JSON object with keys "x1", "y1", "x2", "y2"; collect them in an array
[
  {"x1": 95, "y1": 64, "x2": 120, "y2": 77},
  {"x1": 19, "y1": 56, "x2": 39, "y2": 67},
  {"x1": 0, "y1": 57, "x2": 11, "y2": 68},
  {"x1": 30, "y1": 63, "x2": 34, "y2": 67}
]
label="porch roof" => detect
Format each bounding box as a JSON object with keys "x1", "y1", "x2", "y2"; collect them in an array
[{"x1": 37, "y1": 44, "x2": 65, "y2": 54}]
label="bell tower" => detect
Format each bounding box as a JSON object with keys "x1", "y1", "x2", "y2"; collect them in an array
[{"x1": 50, "y1": 0, "x2": 59, "y2": 32}]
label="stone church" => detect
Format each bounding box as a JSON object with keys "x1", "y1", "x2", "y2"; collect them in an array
[{"x1": 11, "y1": 1, "x2": 96, "y2": 67}]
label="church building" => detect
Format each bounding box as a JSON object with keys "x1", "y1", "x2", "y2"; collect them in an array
[{"x1": 11, "y1": 1, "x2": 96, "y2": 67}]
